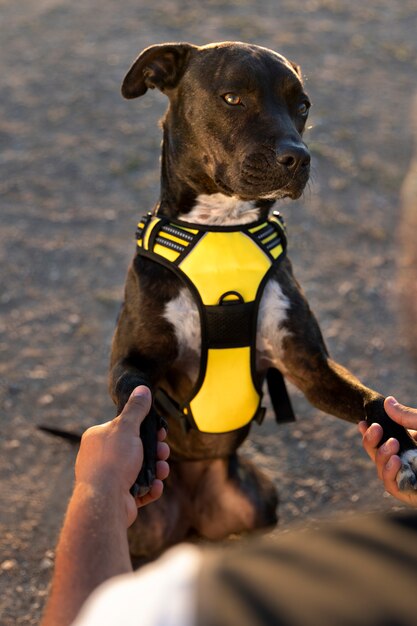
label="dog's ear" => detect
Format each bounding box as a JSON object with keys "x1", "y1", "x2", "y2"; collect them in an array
[
  {"x1": 121, "y1": 43, "x2": 198, "y2": 99},
  {"x1": 289, "y1": 61, "x2": 302, "y2": 80}
]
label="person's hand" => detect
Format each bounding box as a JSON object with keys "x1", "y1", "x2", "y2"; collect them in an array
[
  {"x1": 75, "y1": 386, "x2": 169, "y2": 527},
  {"x1": 358, "y1": 396, "x2": 417, "y2": 506}
]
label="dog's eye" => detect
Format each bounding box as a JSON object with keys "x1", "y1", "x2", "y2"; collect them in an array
[
  {"x1": 298, "y1": 101, "x2": 311, "y2": 116},
  {"x1": 223, "y1": 93, "x2": 242, "y2": 106}
]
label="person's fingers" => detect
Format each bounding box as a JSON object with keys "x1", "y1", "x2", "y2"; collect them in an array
[
  {"x1": 384, "y1": 396, "x2": 417, "y2": 429},
  {"x1": 117, "y1": 386, "x2": 152, "y2": 429},
  {"x1": 156, "y1": 459, "x2": 170, "y2": 481},
  {"x1": 157, "y1": 441, "x2": 170, "y2": 462},
  {"x1": 157, "y1": 427, "x2": 167, "y2": 442},
  {"x1": 358, "y1": 421, "x2": 367, "y2": 436},
  {"x1": 361, "y1": 422, "x2": 384, "y2": 461},
  {"x1": 381, "y1": 454, "x2": 402, "y2": 493},
  {"x1": 135, "y1": 479, "x2": 164, "y2": 508},
  {"x1": 374, "y1": 438, "x2": 400, "y2": 480}
]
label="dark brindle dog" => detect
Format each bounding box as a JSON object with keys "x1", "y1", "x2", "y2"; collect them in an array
[{"x1": 110, "y1": 42, "x2": 417, "y2": 557}]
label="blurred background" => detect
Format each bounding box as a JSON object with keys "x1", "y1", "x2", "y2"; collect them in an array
[{"x1": 1, "y1": 0, "x2": 417, "y2": 622}]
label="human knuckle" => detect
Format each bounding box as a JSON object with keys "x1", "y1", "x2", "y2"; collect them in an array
[
  {"x1": 81, "y1": 426, "x2": 95, "y2": 442},
  {"x1": 82, "y1": 423, "x2": 107, "y2": 442}
]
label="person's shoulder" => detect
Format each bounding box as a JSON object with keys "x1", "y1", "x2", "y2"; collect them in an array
[
  {"x1": 72, "y1": 544, "x2": 202, "y2": 626},
  {"x1": 196, "y1": 512, "x2": 417, "y2": 626}
]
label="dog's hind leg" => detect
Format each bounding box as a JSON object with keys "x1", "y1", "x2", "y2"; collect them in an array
[
  {"x1": 128, "y1": 467, "x2": 193, "y2": 561},
  {"x1": 191, "y1": 455, "x2": 278, "y2": 540}
]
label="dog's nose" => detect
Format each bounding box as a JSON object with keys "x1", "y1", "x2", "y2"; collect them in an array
[{"x1": 276, "y1": 144, "x2": 310, "y2": 172}]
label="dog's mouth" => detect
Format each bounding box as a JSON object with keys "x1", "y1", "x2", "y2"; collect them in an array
[
  {"x1": 218, "y1": 173, "x2": 309, "y2": 202},
  {"x1": 215, "y1": 178, "x2": 307, "y2": 202},
  {"x1": 258, "y1": 179, "x2": 307, "y2": 201},
  {"x1": 214, "y1": 150, "x2": 310, "y2": 202}
]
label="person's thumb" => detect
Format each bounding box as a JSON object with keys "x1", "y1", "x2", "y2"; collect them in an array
[
  {"x1": 384, "y1": 396, "x2": 417, "y2": 429},
  {"x1": 118, "y1": 386, "x2": 152, "y2": 429}
]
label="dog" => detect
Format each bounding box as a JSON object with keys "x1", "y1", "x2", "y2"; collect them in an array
[{"x1": 110, "y1": 42, "x2": 417, "y2": 558}]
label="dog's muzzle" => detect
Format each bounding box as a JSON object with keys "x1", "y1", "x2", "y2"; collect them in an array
[{"x1": 240, "y1": 145, "x2": 310, "y2": 199}]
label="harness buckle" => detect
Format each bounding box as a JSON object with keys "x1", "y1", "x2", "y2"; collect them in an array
[{"x1": 154, "y1": 388, "x2": 192, "y2": 433}]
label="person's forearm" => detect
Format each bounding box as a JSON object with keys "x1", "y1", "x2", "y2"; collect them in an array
[{"x1": 41, "y1": 482, "x2": 132, "y2": 626}]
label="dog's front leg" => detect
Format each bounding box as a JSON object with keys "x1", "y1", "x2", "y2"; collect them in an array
[
  {"x1": 262, "y1": 262, "x2": 417, "y2": 489},
  {"x1": 109, "y1": 357, "x2": 164, "y2": 497},
  {"x1": 285, "y1": 346, "x2": 417, "y2": 490},
  {"x1": 109, "y1": 259, "x2": 181, "y2": 495},
  {"x1": 109, "y1": 326, "x2": 175, "y2": 496},
  {"x1": 110, "y1": 358, "x2": 153, "y2": 414}
]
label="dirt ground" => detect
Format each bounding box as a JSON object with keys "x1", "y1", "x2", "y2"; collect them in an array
[{"x1": 1, "y1": 0, "x2": 417, "y2": 623}]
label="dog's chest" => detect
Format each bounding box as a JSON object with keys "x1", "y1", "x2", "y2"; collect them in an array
[{"x1": 163, "y1": 278, "x2": 291, "y2": 381}]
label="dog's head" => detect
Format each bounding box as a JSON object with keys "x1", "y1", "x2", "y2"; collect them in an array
[{"x1": 122, "y1": 42, "x2": 311, "y2": 205}]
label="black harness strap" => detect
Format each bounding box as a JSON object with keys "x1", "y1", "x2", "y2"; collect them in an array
[
  {"x1": 154, "y1": 388, "x2": 192, "y2": 433},
  {"x1": 267, "y1": 367, "x2": 296, "y2": 423}
]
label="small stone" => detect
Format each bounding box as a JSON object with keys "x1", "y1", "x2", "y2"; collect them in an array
[
  {"x1": 338, "y1": 281, "x2": 353, "y2": 296},
  {"x1": 103, "y1": 209, "x2": 116, "y2": 221},
  {"x1": 1, "y1": 559, "x2": 17, "y2": 571},
  {"x1": 4, "y1": 439, "x2": 20, "y2": 450},
  {"x1": 38, "y1": 394, "x2": 54, "y2": 406},
  {"x1": 29, "y1": 368, "x2": 48, "y2": 380},
  {"x1": 40, "y1": 557, "x2": 54, "y2": 571},
  {"x1": 295, "y1": 489, "x2": 307, "y2": 499}
]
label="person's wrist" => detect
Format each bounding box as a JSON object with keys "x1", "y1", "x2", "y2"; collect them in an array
[
  {"x1": 71, "y1": 481, "x2": 135, "y2": 533},
  {"x1": 74, "y1": 477, "x2": 126, "y2": 513},
  {"x1": 78, "y1": 470, "x2": 140, "y2": 524}
]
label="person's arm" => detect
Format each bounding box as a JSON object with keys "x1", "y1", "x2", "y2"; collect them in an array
[
  {"x1": 41, "y1": 386, "x2": 169, "y2": 626},
  {"x1": 359, "y1": 396, "x2": 417, "y2": 506}
]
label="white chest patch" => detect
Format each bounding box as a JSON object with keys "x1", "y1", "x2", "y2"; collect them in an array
[
  {"x1": 180, "y1": 193, "x2": 261, "y2": 226},
  {"x1": 256, "y1": 280, "x2": 291, "y2": 371},
  {"x1": 164, "y1": 288, "x2": 201, "y2": 382}
]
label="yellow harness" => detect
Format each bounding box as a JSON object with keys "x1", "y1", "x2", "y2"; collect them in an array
[{"x1": 136, "y1": 211, "x2": 294, "y2": 434}]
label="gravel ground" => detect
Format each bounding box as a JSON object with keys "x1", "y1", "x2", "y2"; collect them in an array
[{"x1": 1, "y1": 0, "x2": 417, "y2": 622}]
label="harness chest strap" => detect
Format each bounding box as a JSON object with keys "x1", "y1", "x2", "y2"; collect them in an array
[{"x1": 136, "y1": 211, "x2": 295, "y2": 434}]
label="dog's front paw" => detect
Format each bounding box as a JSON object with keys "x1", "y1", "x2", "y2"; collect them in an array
[{"x1": 397, "y1": 450, "x2": 417, "y2": 491}]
